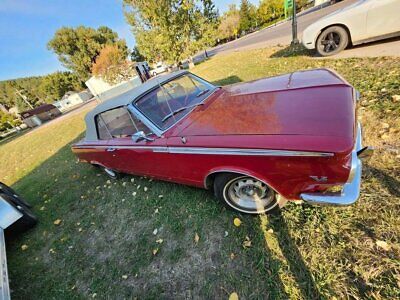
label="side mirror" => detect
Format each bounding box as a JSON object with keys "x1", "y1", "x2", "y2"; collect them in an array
[{"x1": 132, "y1": 131, "x2": 154, "y2": 143}]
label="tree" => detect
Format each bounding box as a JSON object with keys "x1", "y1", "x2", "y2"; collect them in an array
[
  {"x1": 218, "y1": 5, "x2": 240, "y2": 41},
  {"x1": 239, "y1": 0, "x2": 252, "y2": 32},
  {"x1": 0, "y1": 111, "x2": 21, "y2": 133},
  {"x1": 257, "y1": 0, "x2": 284, "y2": 26},
  {"x1": 47, "y1": 26, "x2": 128, "y2": 80},
  {"x1": 92, "y1": 45, "x2": 133, "y2": 84},
  {"x1": 39, "y1": 72, "x2": 83, "y2": 103},
  {"x1": 130, "y1": 46, "x2": 145, "y2": 62},
  {"x1": 123, "y1": 0, "x2": 219, "y2": 65}
]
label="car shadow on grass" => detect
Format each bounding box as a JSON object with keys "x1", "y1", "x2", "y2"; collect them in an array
[
  {"x1": 365, "y1": 165, "x2": 400, "y2": 197},
  {"x1": 270, "y1": 44, "x2": 314, "y2": 58},
  {"x1": 211, "y1": 75, "x2": 243, "y2": 86},
  {"x1": 263, "y1": 210, "x2": 322, "y2": 299}
]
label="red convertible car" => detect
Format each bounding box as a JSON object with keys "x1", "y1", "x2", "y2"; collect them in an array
[{"x1": 72, "y1": 69, "x2": 372, "y2": 214}]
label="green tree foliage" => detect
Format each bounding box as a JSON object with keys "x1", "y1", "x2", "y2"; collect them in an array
[
  {"x1": 130, "y1": 46, "x2": 145, "y2": 62},
  {"x1": 258, "y1": 0, "x2": 284, "y2": 25},
  {"x1": 47, "y1": 26, "x2": 128, "y2": 80},
  {"x1": 123, "y1": 0, "x2": 219, "y2": 64},
  {"x1": 239, "y1": 0, "x2": 257, "y2": 33},
  {"x1": 0, "y1": 111, "x2": 21, "y2": 133},
  {"x1": 0, "y1": 77, "x2": 44, "y2": 111},
  {"x1": 218, "y1": 4, "x2": 240, "y2": 41},
  {"x1": 39, "y1": 72, "x2": 83, "y2": 103}
]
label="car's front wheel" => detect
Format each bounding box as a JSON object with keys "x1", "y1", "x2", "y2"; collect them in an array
[
  {"x1": 214, "y1": 173, "x2": 279, "y2": 214},
  {"x1": 316, "y1": 26, "x2": 349, "y2": 56}
]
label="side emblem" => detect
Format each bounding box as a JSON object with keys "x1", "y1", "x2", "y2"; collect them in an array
[{"x1": 310, "y1": 176, "x2": 328, "y2": 182}]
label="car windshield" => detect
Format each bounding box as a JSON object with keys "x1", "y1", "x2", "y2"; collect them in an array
[{"x1": 134, "y1": 73, "x2": 215, "y2": 130}]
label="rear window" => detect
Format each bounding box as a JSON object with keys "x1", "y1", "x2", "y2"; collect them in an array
[{"x1": 96, "y1": 107, "x2": 149, "y2": 140}]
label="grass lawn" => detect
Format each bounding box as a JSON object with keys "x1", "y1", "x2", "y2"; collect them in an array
[{"x1": 2, "y1": 47, "x2": 399, "y2": 299}]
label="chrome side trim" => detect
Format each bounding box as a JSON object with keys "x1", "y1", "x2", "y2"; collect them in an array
[
  {"x1": 75, "y1": 145, "x2": 333, "y2": 157},
  {"x1": 163, "y1": 147, "x2": 334, "y2": 157}
]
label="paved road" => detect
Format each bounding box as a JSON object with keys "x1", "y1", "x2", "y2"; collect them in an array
[{"x1": 208, "y1": 0, "x2": 360, "y2": 56}]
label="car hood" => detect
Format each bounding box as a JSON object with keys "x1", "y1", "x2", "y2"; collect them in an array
[{"x1": 172, "y1": 69, "x2": 355, "y2": 138}]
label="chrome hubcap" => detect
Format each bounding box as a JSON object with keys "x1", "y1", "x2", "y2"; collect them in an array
[
  {"x1": 225, "y1": 177, "x2": 275, "y2": 212},
  {"x1": 104, "y1": 168, "x2": 116, "y2": 178}
]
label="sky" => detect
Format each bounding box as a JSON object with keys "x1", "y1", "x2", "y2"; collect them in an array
[{"x1": 0, "y1": 0, "x2": 258, "y2": 81}]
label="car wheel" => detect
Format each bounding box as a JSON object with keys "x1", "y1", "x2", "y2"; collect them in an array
[
  {"x1": 1, "y1": 193, "x2": 38, "y2": 233},
  {"x1": 214, "y1": 173, "x2": 279, "y2": 214},
  {"x1": 103, "y1": 167, "x2": 121, "y2": 179},
  {"x1": 0, "y1": 182, "x2": 32, "y2": 208},
  {"x1": 316, "y1": 26, "x2": 349, "y2": 57}
]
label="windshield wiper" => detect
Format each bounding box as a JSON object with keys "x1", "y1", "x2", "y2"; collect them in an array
[
  {"x1": 196, "y1": 89, "x2": 209, "y2": 97},
  {"x1": 162, "y1": 103, "x2": 204, "y2": 123}
]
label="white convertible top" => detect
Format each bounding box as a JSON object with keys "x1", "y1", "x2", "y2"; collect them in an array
[{"x1": 84, "y1": 70, "x2": 188, "y2": 141}]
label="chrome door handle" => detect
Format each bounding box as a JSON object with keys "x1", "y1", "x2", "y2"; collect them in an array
[{"x1": 106, "y1": 148, "x2": 116, "y2": 152}]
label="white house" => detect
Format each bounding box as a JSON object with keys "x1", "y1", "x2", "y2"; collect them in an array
[
  {"x1": 53, "y1": 90, "x2": 93, "y2": 112},
  {"x1": 85, "y1": 76, "x2": 142, "y2": 102}
]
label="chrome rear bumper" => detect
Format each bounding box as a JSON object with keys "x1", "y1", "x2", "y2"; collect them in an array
[{"x1": 300, "y1": 124, "x2": 371, "y2": 206}]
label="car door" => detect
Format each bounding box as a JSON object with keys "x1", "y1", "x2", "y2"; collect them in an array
[
  {"x1": 365, "y1": 0, "x2": 400, "y2": 39},
  {"x1": 97, "y1": 106, "x2": 169, "y2": 178}
]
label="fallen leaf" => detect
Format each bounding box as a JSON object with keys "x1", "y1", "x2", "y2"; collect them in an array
[
  {"x1": 53, "y1": 219, "x2": 62, "y2": 225},
  {"x1": 106, "y1": 180, "x2": 111, "y2": 184},
  {"x1": 132, "y1": 192, "x2": 137, "y2": 196},
  {"x1": 230, "y1": 253, "x2": 235, "y2": 260},
  {"x1": 267, "y1": 229, "x2": 274, "y2": 234},
  {"x1": 376, "y1": 240, "x2": 391, "y2": 251},
  {"x1": 152, "y1": 248, "x2": 158, "y2": 255},
  {"x1": 153, "y1": 228, "x2": 158, "y2": 235},
  {"x1": 156, "y1": 239, "x2": 163, "y2": 244},
  {"x1": 194, "y1": 233, "x2": 200, "y2": 243},
  {"x1": 224, "y1": 231, "x2": 229, "y2": 237},
  {"x1": 122, "y1": 182, "x2": 127, "y2": 187},
  {"x1": 121, "y1": 275, "x2": 128, "y2": 279},
  {"x1": 131, "y1": 178, "x2": 135, "y2": 182},
  {"x1": 137, "y1": 185, "x2": 141, "y2": 190},
  {"x1": 49, "y1": 248, "x2": 55, "y2": 254},
  {"x1": 233, "y1": 218, "x2": 242, "y2": 227},
  {"x1": 243, "y1": 236, "x2": 252, "y2": 248},
  {"x1": 144, "y1": 187, "x2": 148, "y2": 192},
  {"x1": 158, "y1": 195, "x2": 163, "y2": 198},
  {"x1": 21, "y1": 244, "x2": 28, "y2": 251},
  {"x1": 154, "y1": 208, "x2": 159, "y2": 214},
  {"x1": 229, "y1": 292, "x2": 239, "y2": 300}
]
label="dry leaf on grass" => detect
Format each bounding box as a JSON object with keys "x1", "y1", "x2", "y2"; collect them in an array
[
  {"x1": 229, "y1": 292, "x2": 239, "y2": 300},
  {"x1": 53, "y1": 219, "x2": 62, "y2": 225},
  {"x1": 194, "y1": 233, "x2": 200, "y2": 243},
  {"x1": 21, "y1": 244, "x2": 28, "y2": 251},
  {"x1": 156, "y1": 239, "x2": 163, "y2": 244},
  {"x1": 230, "y1": 253, "x2": 235, "y2": 260},
  {"x1": 152, "y1": 248, "x2": 159, "y2": 255},
  {"x1": 233, "y1": 218, "x2": 242, "y2": 227},
  {"x1": 153, "y1": 228, "x2": 158, "y2": 235},
  {"x1": 376, "y1": 240, "x2": 391, "y2": 251},
  {"x1": 243, "y1": 236, "x2": 252, "y2": 248},
  {"x1": 121, "y1": 275, "x2": 128, "y2": 279}
]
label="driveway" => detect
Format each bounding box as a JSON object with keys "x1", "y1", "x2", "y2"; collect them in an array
[{"x1": 207, "y1": 0, "x2": 400, "y2": 58}]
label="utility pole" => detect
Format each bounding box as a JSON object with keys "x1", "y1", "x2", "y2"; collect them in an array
[
  {"x1": 15, "y1": 89, "x2": 34, "y2": 109},
  {"x1": 291, "y1": 0, "x2": 299, "y2": 45}
]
